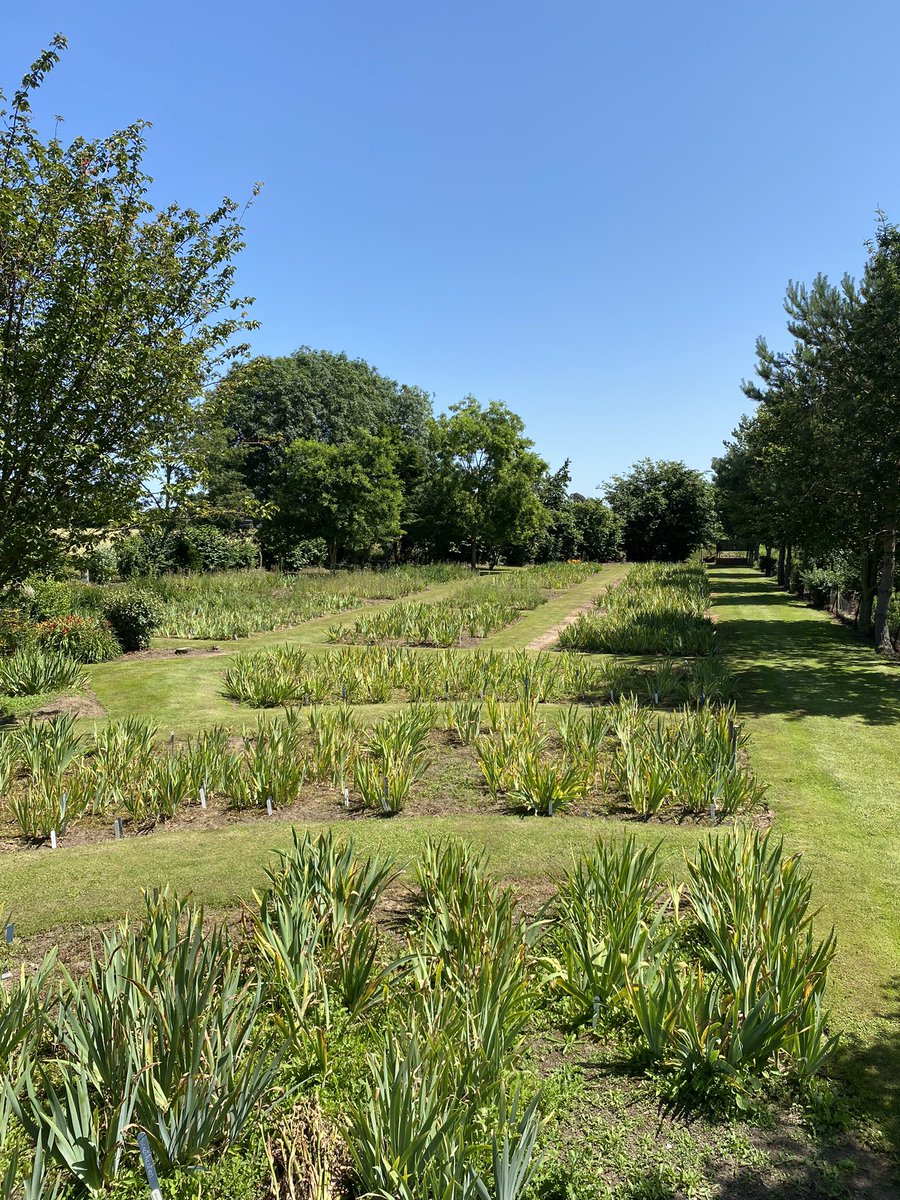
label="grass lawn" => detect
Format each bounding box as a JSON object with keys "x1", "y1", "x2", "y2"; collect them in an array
[
  {"x1": 711, "y1": 565, "x2": 900, "y2": 1148},
  {"x1": 85, "y1": 567, "x2": 621, "y2": 732},
  {"x1": 0, "y1": 815, "x2": 705, "y2": 936}
]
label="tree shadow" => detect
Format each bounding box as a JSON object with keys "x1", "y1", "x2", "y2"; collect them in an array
[
  {"x1": 711, "y1": 570, "x2": 900, "y2": 726},
  {"x1": 832, "y1": 975, "x2": 900, "y2": 1153}
]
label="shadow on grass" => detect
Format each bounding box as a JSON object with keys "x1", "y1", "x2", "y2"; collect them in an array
[
  {"x1": 832, "y1": 976, "x2": 900, "y2": 1154},
  {"x1": 711, "y1": 569, "x2": 900, "y2": 727}
]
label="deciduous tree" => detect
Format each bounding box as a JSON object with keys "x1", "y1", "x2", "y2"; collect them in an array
[{"x1": 0, "y1": 38, "x2": 256, "y2": 583}]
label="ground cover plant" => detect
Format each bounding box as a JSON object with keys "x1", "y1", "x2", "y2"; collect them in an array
[
  {"x1": 221, "y1": 644, "x2": 732, "y2": 711},
  {"x1": 146, "y1": 564, "x2": 472, "y2": 640},
  {"x1": 0, "y1": 828, "x2": 839, "y2": 1199},
  {"x1": 0, "y1": 566, "x2": 474, "y2": 654}
]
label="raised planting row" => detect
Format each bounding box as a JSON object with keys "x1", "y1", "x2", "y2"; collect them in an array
[
  {"x1": 0, "y1": 695, "x2": 763, "y2": 839},
  {"x1": 326, "y1": 562, "x2": 606, "y2": 647},
  {"x1": 559, "y1": 562, "x2": 716, "y2": 655},
  {"x1": 327, "y1": 598, "x2": 522, "y2": 646},
  {"x1": 222, "y1": 644, "x2": 734, "y2": 708},
  {"x1": 0, "y1": 828, "x2": 837, "y2": 1199},
  {"x1": 151, "y1": 563, "x2": 472, "y2": 639}
]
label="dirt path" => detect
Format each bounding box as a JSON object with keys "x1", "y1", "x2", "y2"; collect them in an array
[
  {"x1": 525, "y1": 598, "x2": 598, "y2": 650},
  {"x1": 525, "y1": 572, "x2": 624, "y2": 651}
]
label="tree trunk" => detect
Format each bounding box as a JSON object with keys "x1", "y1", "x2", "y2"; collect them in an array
[
  {"x1": 470, "y1": 538, "x2": 478, "y2": 570},
  {"x1": 873, "y1": 527, "x2": 896, "y2": 653},
  {"x1": 329, "y1": 540, "x2": 338, "y2": 570},
  {"x1": 786, "y1": 544, "x2": 793, "y2": 588},
  {"x1": 776, "y1": 544, "x2": 786, "y2": 588},
  {"x1": 857, "y1": 544, "x2": 878, "y2": 636}
]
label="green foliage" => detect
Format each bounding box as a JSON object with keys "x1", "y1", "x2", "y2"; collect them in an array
[
  {"x1": 559, "y1": 563, "x2": 716, "y2": 656},
  {"x1": 548, "y1": 830, "x2": 838, "y2": 1106},
  {"x1": 420, "y1": 397, "x2": 548, "y2": 565},
  {"x1": 264, "y1": 433, "x2": 404, "y2": 567},
  {"x1": 34, "y1": 614, "x2": 120, "y2": 663},
  {"x1": 102, "y1": 590, "x2": 165, "y2": 651},
  {"x1": 116, "y1": 526, "x2": 257, "y2": 578},
  {"x1": 78, "y1": 544, "x2": 118, "y2": 584},
  {"x1": 604, "y1": 459, "x2": 717, "y2": 562},
  {"x1": 208, "y1": 347, "x2": 432, "y2": 502},
  {"x1": 0, "y1": 648, "x2": 87, "y2": 697},
  {"x1": 20, "y1": 578, "x2": 73, "y2": 622},
  {"x1": 0, "y1": 39, "x2": 256, "y2": 584}
]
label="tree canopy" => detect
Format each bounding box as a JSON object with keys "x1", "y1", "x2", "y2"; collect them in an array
[
  {"x1": 714, "y1": 213, "x2": 900, "y2": 650},
  {"x1": 264, "y1": 434, "x2": 403, "y2": 569},
  {"x1": 0, "y1": 38, "x2": 255, "y2": 585},
  {"x1": 207, "y1": 348, "x2": 432, "y2": 502},
  {"x1": 417, "y1": 398, "x2": 548, "y2": 567},
  {"x1": 604, "y1": 459, "x2": 716, "y2": 562}
]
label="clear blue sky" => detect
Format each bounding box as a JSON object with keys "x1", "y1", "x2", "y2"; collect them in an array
[{"x1": 4, "y1": 2, "x2": 899, "y2": 494}]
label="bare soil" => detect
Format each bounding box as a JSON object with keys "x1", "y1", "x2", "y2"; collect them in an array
[{"x1": 30, "y1": 690, "x2": 107, "y2": 720}]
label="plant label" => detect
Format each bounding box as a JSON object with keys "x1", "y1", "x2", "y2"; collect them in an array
[
  {"x1": 5, "y1": 924, "x2": 13, "y2": 945},
  {"x1": 114, "y1": 818, "x2": 124, "y2": 839},
  {"x1": 266, "y1": 797, "x2": 273, "y2": 816},
  {"x1": 199, "y1": 786, "x2": 207, "y2": 809},
  {"x1": 137, "y1": 1132, "x2": 163, "y2": 1200},
  {"x1": 49, "y1": 829, "x2": 57, "y2": 850}
]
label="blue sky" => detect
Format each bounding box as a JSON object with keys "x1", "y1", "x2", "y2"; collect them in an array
[{"x1": 4, "y1": 2, "x2": 899, "y2": 494}]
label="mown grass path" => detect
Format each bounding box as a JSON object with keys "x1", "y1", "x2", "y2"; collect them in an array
[
  {"x1": 712, "y1": 566, "x2": 900, "y2": 1143},
  {"x1": 86, "y1": 568, "x2": 622, "y2": 731}
]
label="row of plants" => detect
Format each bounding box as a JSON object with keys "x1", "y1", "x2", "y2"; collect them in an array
[
  {"x1": 328, "y1": 563, "x2": 604, "y2": 647},
  {"x1": 471, "y1": 697, "x2": 763, "y2": 819},
  {"x1": 0, "y1": 566, "x2": 474, "y2": 655},
  {"x1": 148, "y1": 564, "x2": 475, "y2": 639},
  {"x1": 0, "y1": 829, "x2": 838, "y2": 1197},
  {"x1": 0, "y1": 685, "x2": 760, "y2": 837},
  {"x1": 559, "y1": 562, "x2": 716, "y2": 656},
  {"x1": 327, "y1": 599, "x2": 522, "y2": 646},
  {"x1": 223, "y1": 644, "x2": 733, "y2": 708}
]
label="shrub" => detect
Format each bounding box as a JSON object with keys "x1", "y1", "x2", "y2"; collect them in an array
[
  {"x1": 115, "y1": 530, "x2": 169, "y2": 578},
  {"x1": 102, "y1": 589, "x2": 165, "y2": 651},
  {"x1": 175, "y1": 525, "x2": 258, "y2": 572},
  {"x1": 79, "y1": 544, "x2": 118, "y2": 583},
  {"x1": 280, "y1": 537, "x2": 329, "y2": 571},
  {"x1": 801, "y1": 566, "x2": 838, "y2": 609},
  {"x1": 0, "y1": 608, "x2": 38, "y2": 654},
  {"x1": 116, "y1": 526, "x2": 259, "y2": 577},
  {"x1": 35, "y1": 614, "x2": 121, "y2": 663},
  {"x1": 22, "y1": 576, "x2": 74, "y2": 620}
]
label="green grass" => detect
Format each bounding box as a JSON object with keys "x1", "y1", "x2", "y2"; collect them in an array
[
  {"x1": 83, "y1": 567, "x2": 624, "y2": 733},
  {"x1": 5, "y1": 562, "x2": 899, "y2": 1151},
  {"x1": 0, "y1": 815, "x2": 705, "y2": 935},
  {"x1": 712, "y1": 565, "x2": 900, "y2": 1147}
]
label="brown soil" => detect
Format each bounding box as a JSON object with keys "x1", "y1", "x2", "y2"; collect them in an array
[
  {"x1": 30, "y1": 689, "x2": 107, "y2": 720},
  {"x1": 526, "y1": 574, "x2": 625, "y2": 651},
  {"x1": 124, "y1": 646, "x2": 229, "y2": 661}
]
